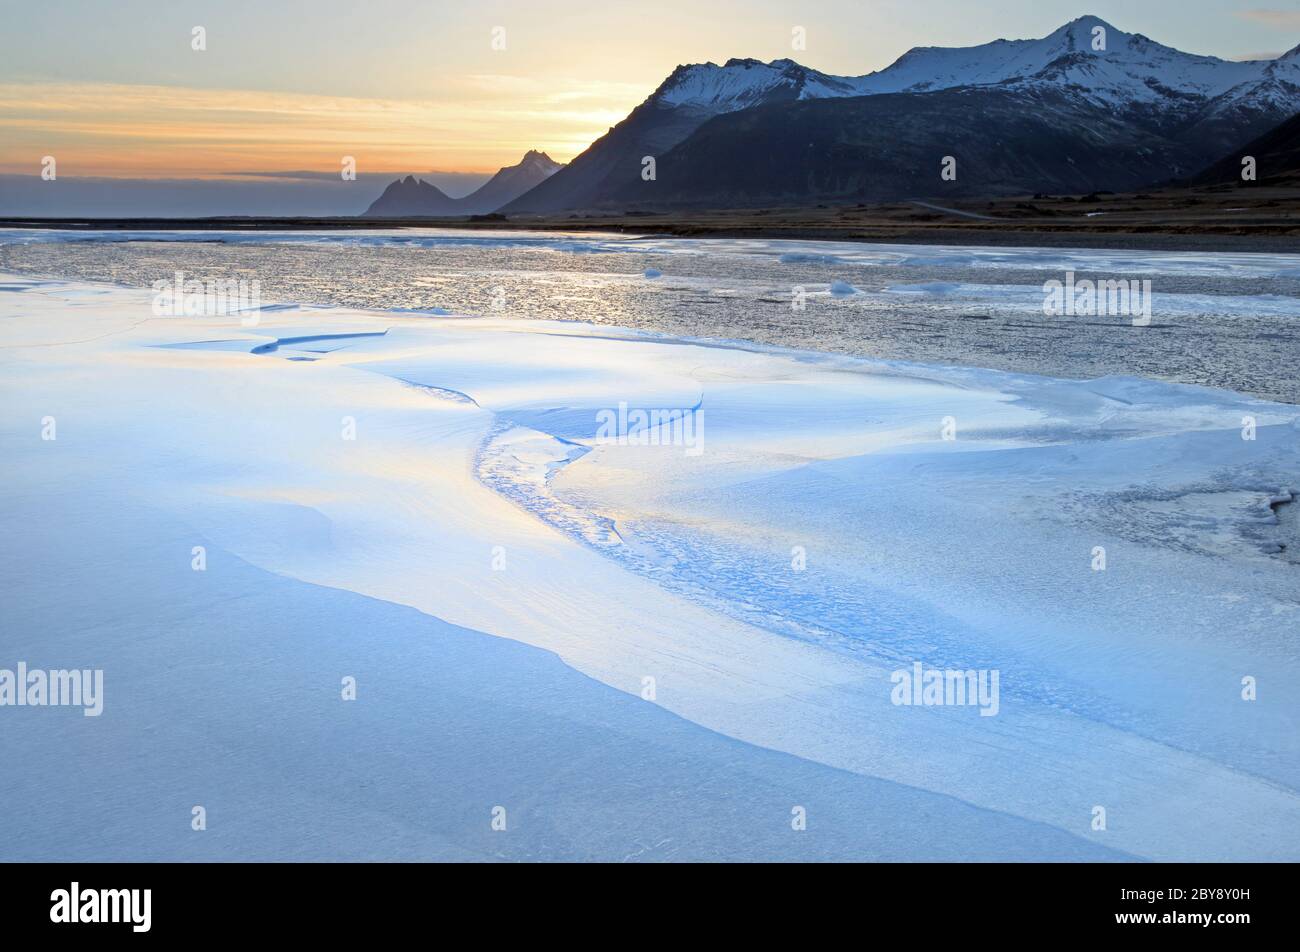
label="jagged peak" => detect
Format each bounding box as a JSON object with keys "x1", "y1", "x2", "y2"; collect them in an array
[
  {"x1": 1063, "y1": 14, "x2": 1119, "y2": 32},
  {"x1": 518, "y1": 149, "x2": 561, "y2": 166}
]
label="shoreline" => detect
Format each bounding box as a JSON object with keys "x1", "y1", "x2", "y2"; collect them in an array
[
  {"x1": 3, "y1": 220, "x2": 1295, "y2": 255},
  {"x1": 3, "y1": 230, "x2": 1297, "y2": 404},
  {"x1": 3, "y1": 221, "x2": 1297, "y2": 255},
  {"x1": 3, "y1": 185, "x2": 1298, "y2": 255},
  {"x1": 4, "y1": 264, "x2": 1296, "y2": 406}
]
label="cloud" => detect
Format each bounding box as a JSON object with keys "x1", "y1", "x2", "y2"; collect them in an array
[
  {"x1": 0, "y1": 78, "x2": 642, "y2": 177},
  {"x1": 1229, "y1": 51, "x2": 1283, "y2": 61},
  {"x1": 1235, "y1": 10, "x2": 1300, "y2": 29}
]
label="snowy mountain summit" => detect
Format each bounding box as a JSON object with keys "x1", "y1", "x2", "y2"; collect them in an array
[
  {"x1": 651, "y1": 57, "x2": 874, "y2": 110},
  {"x1": 865, "y1": 15, "x2": 1300, "y2": 106},
  {"x1": 648, "y1": 15, "x2": 1299, "y2": 115},
  {"x1": 513, "y1": 149, "x2": 564, "y2": 175}
]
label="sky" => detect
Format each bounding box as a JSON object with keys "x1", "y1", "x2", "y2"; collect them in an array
[{"x1": 0, "y1": 0, "x2": 1296, "y2": 214}]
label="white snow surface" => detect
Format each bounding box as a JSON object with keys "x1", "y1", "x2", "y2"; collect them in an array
[{"x1": 2, "y1": 270, "x2": 1298, "y2": 861}]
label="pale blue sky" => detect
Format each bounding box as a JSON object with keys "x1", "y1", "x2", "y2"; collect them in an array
[{"x1": 2, "y1": 0, "x2": 1293, "y2": 98}]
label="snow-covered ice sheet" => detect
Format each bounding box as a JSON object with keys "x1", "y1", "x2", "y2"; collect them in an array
[{"x1": 1, "y1": 273, "x2": 1297, "y2": 861}]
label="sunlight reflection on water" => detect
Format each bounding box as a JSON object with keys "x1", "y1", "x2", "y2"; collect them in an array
[{"x1": 1, "y1": 229, "x2": 1297, "y2": 401}]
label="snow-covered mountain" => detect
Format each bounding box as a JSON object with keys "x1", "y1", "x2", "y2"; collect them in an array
[
  {"x1": 651, "y1": 57, "x2": 874, "y2": 109},
  {"x1": 857, "y1": 15, "x2": 1296, "y2": 102},
  {"x1": 502, "y1": 15, "x2": 1300, "y2": 214},
  {"x1": 1205, "y1": 45, "x2": 1300, "y2": 115},
  {"x1": 645, "y1": 16, "x2": 1298, "y2": 112}
]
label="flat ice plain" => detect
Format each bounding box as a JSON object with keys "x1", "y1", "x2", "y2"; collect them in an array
[{"x1": 1, "y1": 231, "x2": 1298, "y2": 862}]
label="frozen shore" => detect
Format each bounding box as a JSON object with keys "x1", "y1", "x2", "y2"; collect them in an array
[
  {"x1": 1, "y1": 272, "x2": 1298, "y2": 861},
  {"x1": 2, "y1": 229, "x2": 1298, "y2": 401}
]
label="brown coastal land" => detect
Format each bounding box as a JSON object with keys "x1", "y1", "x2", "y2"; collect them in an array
[{"x1": 3, "y1": 183, "x2": 1298, "y2": 253}]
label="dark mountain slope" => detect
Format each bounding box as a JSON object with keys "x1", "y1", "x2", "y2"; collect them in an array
[
  {"x1": 465, "y1": 150, "x2": 563, "y2": 213},
  {"x1": 1192, "y1": 111, "x2": 1300, "y2": 187},
  {"x1": 364, "y1": 175, "x2": 461, "y2": 216},
  {"x1": 498, "y1": 96, "x2": 735, "y2": 214},
  {"x1": 604, "y1": 86, "x2": 1209, "y2": 209}
]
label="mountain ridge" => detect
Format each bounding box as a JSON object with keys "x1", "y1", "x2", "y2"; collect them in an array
[
  {"x1": 502, "y1": 14, "x2": 1300, "y2": 214},
  {"x1": 364, "y1": 150, "x2": 563, "y2": 217}
]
